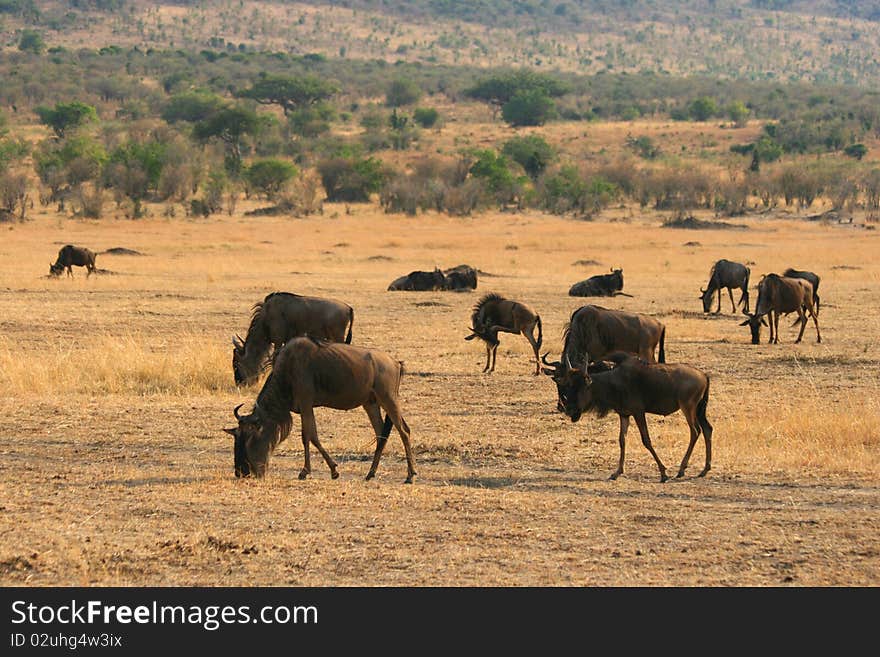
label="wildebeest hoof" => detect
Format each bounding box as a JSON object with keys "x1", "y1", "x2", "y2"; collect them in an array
[
  {"x1": 609, "y1": 472, "x2": 620, "y2": 480},
  {"x1": 659, "y1": 474, "x2": 669, "y2": 483},
  {"x1": 676, "y1": 471, "x2": 686, "y2": 478},
  {"x1": 298, "y1": 470, "x2": 309, "y2": 480},
  {"x1": 698, "y1": 469, "x2": 709, "y2": 477},
  {"x1": 331, "y1": 470, "x2": 339, "y2": 479},
  {"x1": 404, "y1": 477, "x2": 413, "y2": 484},
  {"x1": 365, "y1": 471, "x2": 375, "y2": 481}
]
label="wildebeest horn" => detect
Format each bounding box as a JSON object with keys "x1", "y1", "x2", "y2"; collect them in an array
[
  {"x1": 564, "y1": 353, "x2": 573, "y2": 370},
  {"x1": 233, "y1": 403, "x2": 244, "y2": 420}
]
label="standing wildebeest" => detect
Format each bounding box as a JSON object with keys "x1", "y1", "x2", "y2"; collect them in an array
[
  {"x1": 223, "y1": 337, "x2": 416, "y2": 483},
  {"x1": 739, "y1": 274, "x2": 821, "y2": 345},
  {"x1": 49, "y1": 244, "x2": 96, "y2": 278},
  {"x1": 568, "y1": 268, "x2": 629, "y2": 297},
  {"x1": 387, "y1": 268, "x2": 447, "y2": 291},
  {"x1": 542, "y1": 352, "x2": 713, "y2": 482},
  {"x1": 700, "y1": 259, "x2": 750, "y2": 314},
  {"x1": 443, "y1": 264, "x2": 478, "y2": 291},
  {"x1": 464, "y1": 293, "x2": 543, "y2": 374},
  {"x1": 232, "y1": 292, "x2": 354, "y2": 386},
  {"x1": 782, "y1": 268, "x2": 821, "y2": 315}
]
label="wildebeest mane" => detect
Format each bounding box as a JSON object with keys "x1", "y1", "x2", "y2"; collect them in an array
[
  {"x1": 470, "y1": 292, "x2": 506, "y2": 327},
  {"x1": 253, "y1": 371, "x2": 294, "y2": 448},
  {"x1": 561, "y1": 306, "x2": 616, "y2": 365}
]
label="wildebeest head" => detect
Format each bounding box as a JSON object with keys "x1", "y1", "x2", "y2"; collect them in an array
[
  {"x1": 222, "y1": 403, "x2": 272, "y2": 477},
  {"x1": 231, "y1": 334, "x2": 248, "y2": 386},
  {"x1": 739, "y1": 312, "x2": 768, "y2": 344},
  {"x1": 699, "y1": 287, "x2": 714, "y2": 313},
  {"x1": 541, "y1": 352, "x2": 590, "y2": 422},
  {"x1": 49, "y1": 262, "x2": 63, "y2": 276},
  {"x1": 464, "y1": 325, "x2": 499, "y2": 347}
]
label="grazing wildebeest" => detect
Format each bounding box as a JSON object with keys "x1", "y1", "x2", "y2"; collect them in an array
[
  {"x1": 464, "y1": 293, "x2": 543, "y2": 374},
  {"x1": 387, "y1": 268, "x2": 447, "y2": 291},
  {"x1": 443, "y1": 264, "x2": 478, "y2": 291},
  {"x1": 739, "y1": 274, "x2": 821, "y2": 344},
  {"x1": 568, "y1": 268, "x2": 629, "y2": 297},
  {"x1": 542, "y1": 352, "x2": 713, "y2": 483},
  {"x1": 232, "y1": 292, "x2": 354, "y2": 386},
  {"x1": 223, "y1": 337, "x2": 416, "y2": 483},
  {"x1": 782, "y1": 268, "x2": 821, "y2": 315},
  {"x1": 700, "y1": 259, "x2": 750, "y2": 314},
  {"x1": 49, "y1": 244, "x2": 96, "y2": 278}
]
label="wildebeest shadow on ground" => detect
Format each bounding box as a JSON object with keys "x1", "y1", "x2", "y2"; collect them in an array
[{"x1": 102, "y1": 476, "x2": 206, "y2": 487}]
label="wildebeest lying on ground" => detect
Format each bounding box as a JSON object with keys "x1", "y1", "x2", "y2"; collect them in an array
[
  {"x1": 464, "y1": 293, "x2": 542, "y2": 374},
  {"x1": 49, "y1": 244, "x2": 97, "y2": 278},
  {"x1": 232, "y1": 292, "x2": 354, "y2": 386},
  {"x1": 568, "y1": 268, "x2": 631, "y2": 297},
  {"x1": 782, "y1": 268, "x2": 821, "y2": 315},
  {"x1": 443, "y1": 264, "x2": 478, "y2": 290},
  {"x1": 739, "y1": 274, "x2": 821, "y2": 345},
  {"x1": 700, "y1": 259, "x2": 750, "y2": 314},
  {"x1": 223, "y1": 337, "x2": 416, "y2": 483},
  {"x1": 541, "y1": 352, "x2": 712, "y2": 483},
  {"x1": 387, "y1": 268, "x2": 447, "y2": 291}
]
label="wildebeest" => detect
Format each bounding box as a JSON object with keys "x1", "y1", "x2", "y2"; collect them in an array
[
  {"x1": 464, "y1": 293, "x2": 543, "y2": 374},
  {"x1": 223, "y1": 337, "x2": 416, "y2": 483},
  {"x1": 541, "y1": 352, "x2": 713, "y2": 483},
  {"x1": 700, "y1": 259, "x2": 750, "y2": 314},
  {"x1": 739, "y1": 274, "x2": 821, "y2": 344},
  {"x1": 443, "y1": 264, "x2": 478, "y2": 291},
  {"x1": 387, "y1": 268, "x2": 447, "y2": 291},
  {"x1": 569, "y1": 268, "x2": 630, "y2": 297},
  {"x1": 49, "y1": 244, "x2": 96, "y2": 278},
  {"x1": 232, "y1": 292, "x2": 354, "y2": 386},
  {"x1": 782, "y1": 268, "x2": 821, "y2": 315}
]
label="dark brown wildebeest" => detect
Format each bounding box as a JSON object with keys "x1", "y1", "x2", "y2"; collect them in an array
[
  {"x1": 700, "y1": 259, "x2": 750, "y2": 314},
  {"x1": 443, "y1": 264, "x2": 478, "y2": 291},
  {"x1": 541, "y1": 351, "x2": 713, "y2": 483},
  {"x1": 387, "y1": 268, "x2": 447, "y2": 291},
  {"x1": 782, "y1": 268, "x2": 821, "y2": 315},
  {"x1": 568, "y1": 268, "x2": 630, "y2": 297},
  {"x1": 232, "y1": 292, "x2": 354, "y2": 386},
  {"x1": 464, "y1": 293, "x2": 543, "y2": 374},
  {"x1": 49, "y1": 244, "x2": 96, "y2": 278},
  {"x1": 739, "y1": 274, "x2": 821, "y2": 345},
  {"x1": 223, "y1": 337, "x2": 416, "y2": 483}
]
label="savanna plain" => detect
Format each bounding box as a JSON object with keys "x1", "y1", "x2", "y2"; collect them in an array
[{"x1": 1, "y1": 204, "x2": 878, "y2": 587}]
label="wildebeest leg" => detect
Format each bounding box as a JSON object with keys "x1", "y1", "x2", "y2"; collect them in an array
[
  {"x1": 489, "y1": 344, "x2": 498, "y2": 373},
  {"x1": 610, "y1": 415, "x2": 629, "y2": 480},
  {"x1": 697, "y1": 409, "x2": 713, "y2": 477},
  {"x1": 522, "y1": 326, "x2": 541, "y2": 375},
  {"x1": 377, "y1": 397, "x2": 416, "y2": 484},
  {"x1": 773, "y1": 311, "x2": 782, "y2": 344},
  {"x1": 633, "y1": 413, "x2": 668, "y2": 483},
  {"x1": 676, "y1": 406, "x2": 702, "y2": 479},
  {"x1": 767, "y1": 311, "x2": 775, "y2": 344},
  {"x1": 727, "y1": 288, "x2": 736, "y2": 314},
  {"x1": 482, "y1": 344, "x2": 491, "y2": 373},
  {"x1": 810, "y1": 307, "x2": 821, "y2": 343},
  {"x1": 740, "y1": 287, "x2": 750, "y2": 313},
  {"x1": 364, "y1": 402, "x2": 388, "y2": 481},
  {"x1": 299, "y1": 407, "x2": 339, "y2": 479},
  {"x1": 794, "y1": 306, "x2": 808, "y2": 343},
  {"x1": 714, "y1": 289, "x2": 721, "y2": 314}
]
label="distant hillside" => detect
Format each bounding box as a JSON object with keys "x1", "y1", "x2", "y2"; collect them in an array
[{"x1": 2, "y1": 0, "x2": 880, "y2": 85}]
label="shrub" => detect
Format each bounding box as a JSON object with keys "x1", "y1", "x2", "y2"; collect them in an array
[
  {"x1": 318, "y1": 156, "x2": 386, "y2": 202},
  {"x1": 501, "y1": 89, "x2": 556, "y2": 127},
  {"x1": 412, "y1": 107, "x2": 440, "y2": 128},
  {"x1": 244, "y1": 159, "x2": 298, "y2": 200},
  {"x1": 502, "y1": 135, "x2": 555, "y2": 179}
]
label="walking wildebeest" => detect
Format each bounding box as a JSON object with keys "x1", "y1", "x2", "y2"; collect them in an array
[
  {"x1": 232, "y1": 292, "x2": 354, "y2": 386},
  {"x1": 49, "y1": 244, "x2": 96, "y2": 278},
  {"x1": 387, "y1": 268, "x2": 447, "y2": 291},
  {"x1": 568, "y1": 268, "x2": 629, "y2": 297},
  {"x1": 782, "y1": 268, "x2": 821, "y2": 315},
  {"x1": 541, "y1": 352, "x2": 713, "y2": 483},
  {"x1": 700, "y1": 259, "x2": 750, "y2": 314},
  {"x1": 739, "y1": 274, "x2": 821, "y2": 344},
  {"x1": 443, "y1": 264, "x2": 478, "y2": 291},
  {"x1": 464, "y1": 293, "x2": 543, "y2": 375},
  {"x1": 223, "y1": 337, "x2": 416, "y2": 483}
]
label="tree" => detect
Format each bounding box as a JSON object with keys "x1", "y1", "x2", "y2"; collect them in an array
[
  {"x1": 844, "y1": 143, "x2": 868, "y2": 160},
  {"x1": 385, "y1": 78, "x2": 421, "y2": 108},
  {"x1": 727, "y1": 101, "x2": 750, "y2": 128},
  {"x1": 236, "y1": 73, "x2": 337, "y2": 117},
  {"x1": 192, "y1": 106, "x2": 261, "y2": 175},
  {"x1": 317, "y1": 156, "x2": 386, "y2": 202},
  {"x1": 466, "y1": 70, "x2": 570, "y2": 119},
  {"x1": 501, "y1": 89, "x2": 557, "y2": 127},
  {"x1": 502, "y1": 135, "x2": 555, "y2": 179},
  {"x1": 18, "y1": 29, "x2": 45, "y2": 54},
  {"x1": 412, "y1": 107, "x2": 440, "y2": 129},
  {"x1": 469, "y1": 149, "x2": 524, "y2": 206},
  {"x1": 244, "y1": 159, "x2": 297, "y2": 200},
  {"x1": 35, "y1": 102, "x2": 98, "y2": 138},
  {"x1": 688, "y1": 96, "x2": 718, "y2": 122},
  {"x1": 161, "y1": 91, "x2": 225, "y2": 124}
]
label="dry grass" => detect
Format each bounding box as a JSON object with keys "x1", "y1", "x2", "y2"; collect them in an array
[{"x1": 1, "y1": 203, "x2": 879, "y2": 587}]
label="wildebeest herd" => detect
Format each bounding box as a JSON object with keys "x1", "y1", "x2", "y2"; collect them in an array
[{"x1": 49, "y1": 245, "x2": 823, "y2": 484}]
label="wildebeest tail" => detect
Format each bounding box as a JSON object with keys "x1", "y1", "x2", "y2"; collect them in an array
[
  {"x1": 535, "y1": 315, "x2": 543, "y2": 351},
  {"x1": 380, "y1": 414, "x2": 393, "y2": 439},
  {"x1": 658, "y1": 325, "x2": 666, "y2": 363},
  {"x1": 345, "y1": 306, "x2": 354, "y2": 344},
  {"x1": 697, "y1": 377, "x2": 712, "y2": 434}
]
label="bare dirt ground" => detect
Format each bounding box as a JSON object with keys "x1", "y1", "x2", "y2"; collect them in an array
[{"x1": 1, "y1": 206, "x2": 878, "y2": 586}]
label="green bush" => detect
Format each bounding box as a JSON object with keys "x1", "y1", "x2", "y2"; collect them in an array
[
  {"x1": 318, "y1": 156, "x2": 386, "y2": 202},
  {"x1": 502, "y1": 135, "x2": 555, "y2": 179},
  {"x1": 412, "y1": 107, "x2": 439, "y2": 129},
  {"x1": 244, "y1": 159, "x2": 298, "y2": 199},
  {"x1": 501, "y1": 89, "x2": 556, "y2": 127}
]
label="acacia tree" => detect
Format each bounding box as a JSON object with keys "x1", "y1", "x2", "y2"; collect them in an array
[
  {"x1": 465, "y1": 70, "x2": 570, "y2": 121},
  {"x1": 35, "y1": 102, "x2": 98, "y2": 138},
  {"x1": 236, "y1": 73, "x2": 338, "y2": 117},
  {"x1": 192, "y1": 105, "x2": 261, "y2": 175}
]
